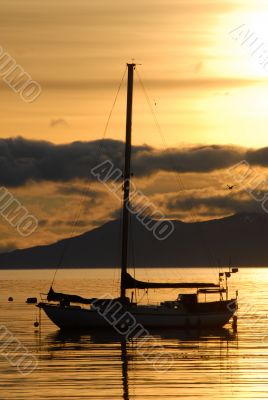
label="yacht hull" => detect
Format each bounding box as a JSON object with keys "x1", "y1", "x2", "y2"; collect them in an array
[{"x1": 39, "y1": 301, "x2": 235, "y2": 330}]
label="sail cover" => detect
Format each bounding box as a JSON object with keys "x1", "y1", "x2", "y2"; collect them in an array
[
  {"x1": 47, "y1": 287, "x2": 96, "y2": 304},
  {"x1": 124, "y1": 273, "x2": 219, "y2": 289}
]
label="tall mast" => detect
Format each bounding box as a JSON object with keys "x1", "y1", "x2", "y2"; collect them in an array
[{"x1": 120, "y1": 63, "x2": 135, "y2": 299}]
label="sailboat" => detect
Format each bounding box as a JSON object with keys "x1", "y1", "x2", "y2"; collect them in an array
[{"x1": 38, "y1": 63, "x2": 238, "y2": 330}]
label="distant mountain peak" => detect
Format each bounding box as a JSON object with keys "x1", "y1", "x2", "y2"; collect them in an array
[{"x1": 0, "y1": 212, "x2": 267, "y2": 268}]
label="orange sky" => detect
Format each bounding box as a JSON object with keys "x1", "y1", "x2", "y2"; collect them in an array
[
  {"x1": 1, "y1": 0, "x2": 268, "y2": 148},
  {"x1": 1, "y1": 0, "x2": 268, "y2": 252}
]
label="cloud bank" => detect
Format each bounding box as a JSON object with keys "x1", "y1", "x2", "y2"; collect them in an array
[{"x1": 0, "y1": 137, "x2": 267, "y2": 186}]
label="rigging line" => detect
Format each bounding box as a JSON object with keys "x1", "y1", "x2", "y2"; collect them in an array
[
  {"x1": 136, "y1": 68, "x2": 219, "y2": 275},
  {"x1": 51, "y1": 66, "x2": 127, "y2": 287}
]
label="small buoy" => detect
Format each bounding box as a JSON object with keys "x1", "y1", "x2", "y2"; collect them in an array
[
  {"x1": 8, "y1": 297, "x2": 13, "y2": 302},
  {"x1": 34, "y1": 321, "x2": 39, "y2": 328},
  {"x1": 26, "y1": 297, "x2": 37, "y2": 304}
]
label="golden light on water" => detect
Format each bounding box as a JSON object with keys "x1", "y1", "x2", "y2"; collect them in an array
[{"x1": 1, "y1": 268, "x2": 268, "y2": 399}]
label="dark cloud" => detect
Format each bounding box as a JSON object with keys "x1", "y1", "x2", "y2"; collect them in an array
[
  {"x1": 0, "y1": 137, "x2": 130, "y2": 186},
  {"x1": 20, "y1": 77, "x2": 260, "y2": 91},
  {"x1": 38, "y1": 219, "x2": 48, "y2": 227},
  {"x1": 162, "y1": 191, "x2": 266, "y2": 217},
  {"x1": 133, "y1": 145, "x2": 243, "y2": 175},
  {"x1": 0, "y1": 241, "x2": 17, "y2": 254},
  {"x1": 50, "y1": 219, "x2": 90, "y2": 228},
  {"x1": 50, "y1": 119, "x2": 69, "y2": 128},
  {"x1": 56, "y1": 184, "x2": 103, "y2": 198},
  {"x1": 1, "y1": 137, "x2": 268, "y2": 187},
  {"x1": 246, "y1": 147, "x2": 268, "y2": 166}
]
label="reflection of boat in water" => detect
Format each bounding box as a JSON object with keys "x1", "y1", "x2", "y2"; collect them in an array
[
  {"x1": 47, "y1": 326, "x2": 236, "y2": 344},
  {"x1": 44, "y1": 327, "x2": 237, "y2": 400},
  {"x1": 45, "y1": 331, "x2": 131, "y2": 400},
  {"x1": 38, "y1": 63, "x2": 238, "y2": 330}
]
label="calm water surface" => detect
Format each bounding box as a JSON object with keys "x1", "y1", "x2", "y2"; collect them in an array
[{"x1": 0, "y1": 267, "x2": 268, "y2": 399}]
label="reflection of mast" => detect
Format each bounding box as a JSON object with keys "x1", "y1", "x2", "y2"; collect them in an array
[{"x1": 121, "y1": 339, "x2": 129, "y2": 400}]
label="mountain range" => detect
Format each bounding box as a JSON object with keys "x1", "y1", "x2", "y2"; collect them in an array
[{"x1": 0, "y1": 212, "x2": 268, "y2": 268}]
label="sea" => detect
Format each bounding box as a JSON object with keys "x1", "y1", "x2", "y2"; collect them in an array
[{"x1": 0, "y1": 267, "x2": 267, "y2": 400}]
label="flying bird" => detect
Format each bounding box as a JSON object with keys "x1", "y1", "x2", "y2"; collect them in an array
[{"x1": 226, "y1": 184, "x2": 236, "y2": 190}]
